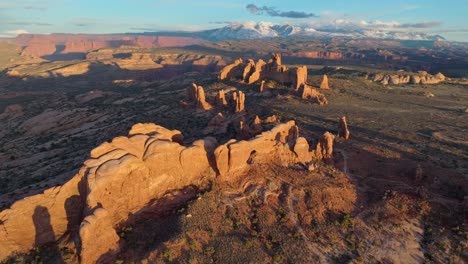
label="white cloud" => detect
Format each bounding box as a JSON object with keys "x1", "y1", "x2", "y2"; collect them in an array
[{"x1": 0, "y1": 29, "x2": 29, "y2": 38}]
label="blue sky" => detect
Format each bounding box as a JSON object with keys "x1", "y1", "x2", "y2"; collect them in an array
[{"x1": 0, "y1": 0, "x2": 467, "y2": 41}]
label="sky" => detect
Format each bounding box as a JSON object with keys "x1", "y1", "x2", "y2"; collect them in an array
[{"x1": 0, "y1": 0, "x2": 467, "y2": 41}]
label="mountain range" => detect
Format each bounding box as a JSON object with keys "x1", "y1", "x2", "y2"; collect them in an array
[{"x1": 140, "y1": 22, "x2": 446, "y2": 41}]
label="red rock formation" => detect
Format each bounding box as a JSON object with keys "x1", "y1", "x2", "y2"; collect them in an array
[
  {"x1": 195, "y1": 85, "x2": 212, "y2": 110},
  {"x1": 215, "y1": 89, "x2": 228, "y2": 106},
  {"x1": 259, "y1": 80, "x2": 265, "y2": 93},
  {"x1": 320, "y1": 74, "x2": 330, "y2": 89},
  {"x1": 219, "y1": 58, "x2": 243, "y2": 80},
  {"x1": 187, "y1": 83, "x2": 198, "y2": 102},
  {"x1": 247, "y1": 59, "x2": 266, "y2": 84},
  {"x1": 294, "y1": 66, "x2": 308, "y2": 91},
  {"x1": 300, "y1": 84, "x2": 328, "y2": 105},
  {"x1": 0, "y1": 121, "x2": 331, "y2": 261},
  {"x1": 338, "y1": 116, "x2": 350, "y2": 140},
  {"x1": 215, "y1": 121, "x2": 309, "y2": 176},
  {"x1": 242, "y1": 59, "x2": 255, "y2": 82},
  {"x1": 188, "y1": 83, "x2": 212, "y2": 110},
  {"x1": 315, "y1": 132, "x2": 335, "y2": 160},
  {"x1": 271, "y1": 53, "x2": 282, "y2": 65},
  {"x1": 232, "y1": 91, "x2": 245, "y2": 112}
]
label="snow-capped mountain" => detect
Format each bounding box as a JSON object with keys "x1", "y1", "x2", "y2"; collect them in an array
[
  {"x1": 199, "y1": 22, "x2": 303, "y2": 40},
  {"x1": 196, "y1": 22, "x2": 446, "y2": 41}
]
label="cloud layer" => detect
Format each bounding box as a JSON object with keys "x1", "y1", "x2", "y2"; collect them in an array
[{"x1": 246, "y1": 4, "x2": 317, "y2": 18}]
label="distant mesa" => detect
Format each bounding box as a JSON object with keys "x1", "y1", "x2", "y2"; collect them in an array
[
  {"x1": 0, "y1": 121, "x2": 336, "y2": 262},
  {"x1": 13, "y1": 34, "x2": 207, "y2": 58}
]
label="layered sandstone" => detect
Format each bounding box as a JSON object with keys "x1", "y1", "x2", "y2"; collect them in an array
[
  {"x1": 0, "y1": 123, "x2": 217, "y2": 262},
  {"x1": 215, "y1": 120, "x2": 315, "y2": 177},
  {"x1": 0, "y1": 121, "x2": 333, "y2": 262}
]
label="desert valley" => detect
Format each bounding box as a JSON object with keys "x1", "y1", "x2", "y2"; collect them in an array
[{"x1": 0, "y1": 3, "x2": 467, "y2": 263}]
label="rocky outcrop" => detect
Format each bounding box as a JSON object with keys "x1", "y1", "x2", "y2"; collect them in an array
[
  {"x1": 235, "y1": 115, "x2": 264, "y2": 140},
  {"x1": 215, "y1": 90, "x2": 228, "y2": 106},
  {"x1": 294, "y1": 66, "x2": 308, "y2": 91},
  {"x1": 0, "y1": 120, "x2": 333, "y2": 262},
  {"x1": 368, "y1": 71, "x2": 446, "y2": 85},
  {"x1": 259, "y1": 80, "x2": 265, "y2": 93},
  {"x1": 0, "y1": 123, "x2": 218, "y2": 262},
  {"x1": 220, "y1": 54, "x2": 308, "y2": 90},
  {"x1": 215, "y1": 120, "x2": 319, "y2": 177},
  {"x1": 219, "y1": 58, "x2": 243, "y2": 80},
  {"x1": 242, "y1": 59, "x2": 255, "y2": 81},
  {"x1": 232, "y1": 91, "x2": 245, "y2": 112},
  {"x1": 188, "y1": 83, "x2": 212, "y2": 110},
  {"x1": 315, "y1": 132, "x2": 335, "y2": 160},
  {"x1": 264, "y1": 115, "x2": 279, "y2": 124},
  {"x1": 300, "y1": 84, "x2": 328, "y2": 105},
  {"x1": 338, "y1": 116, "x2": 350, "y2": 140},
  {"x1": 247, "y1": 59, "x2": 266, "y2": 84},
  {"x1": 320, "y1": 74, "x2": 330, "y2": 89}
]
